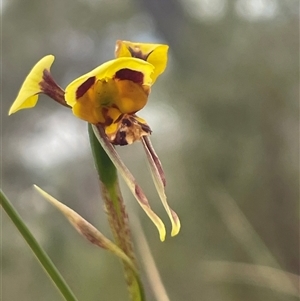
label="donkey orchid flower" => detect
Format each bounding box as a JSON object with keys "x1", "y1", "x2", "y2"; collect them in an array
[{"x1": 9, "y1": 41, "x2": 180, "y2": 240}]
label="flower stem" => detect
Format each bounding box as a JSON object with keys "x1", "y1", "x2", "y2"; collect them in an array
[
  {"x1": 0, "y1": 189, "x2": 78, "y2": 301},
  {"x1": 88, "y1": 123, "x2": 144, "y2": 301}
]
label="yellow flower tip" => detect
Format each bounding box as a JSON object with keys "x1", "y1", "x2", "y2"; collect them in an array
[
  {"x1": 171, "y1": 218, "x2": 181, "y2": 237},
  {"x1": 9, "y1": 55, "x2": 55, "y2": 115},
  {"x1": 171, "y1": 227, "x2": 181, "y2": 237},
  {"x1": 141, "y1": 137, "x2": 182, "y2": 239},
  {"x1": 159, "y1": 227, "x2": 166, "y2": 242},
  {"x1": 115, "y1": 40, "x2": 169, "y2": 83},
  {"x1": 169, "y1": 209, "x2": 181, "y2": 237},
  {"x1": 65, "y1": 57, "x2": 154, "y2": 124}
]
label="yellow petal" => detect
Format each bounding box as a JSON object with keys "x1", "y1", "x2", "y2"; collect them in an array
[
  {"x1": 115, "y1": 40, "x2": 168, "y2": 83},
  {"x1": 71, "y1": 77, "x2": 149, "y2": 124},
  {"x1": 146, "y1": 45, "x2": 169, "y2": 83},
  {"x1": 115, "y1": 40, "x2": 132, "y2": 58},
  {"x1": 65, "y1": 58, "x2": 154, "y2": 124},
  {"x1": 114, "y1": 80, "x2": 148, "y2": 113},
  {"x1": 72, "y1": 78, "x2": 107, "y2": 124},
  {"x1": 9, "y1": 55, "x2": 55, "y2": 115},
  {"x1": 65, "y1": 57, "x2": 154, "y2": 107}
]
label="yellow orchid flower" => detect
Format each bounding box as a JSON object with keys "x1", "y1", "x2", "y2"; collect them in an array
[
  {"x1": 65, "y1": 57, "x2": 154, "y2": 123},
  {"x1": 9, "y1": 55, "x2": 155, "y2": 145},
  {"x1": 9, "y1": 55, "x2": 67, "y2": 115},
  {"x1": 115, "y1": 40, "x2": 168, "y2": 84},
  {"x1": 64, "y1": 57, "x2": 155, "y2": 144},
  {"x1": 8, "y1": 41, "x2": 181, "y2": 240}
]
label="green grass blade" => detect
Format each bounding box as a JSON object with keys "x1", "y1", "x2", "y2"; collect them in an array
[{"x1": 0, "y1": 189, "x2": 79, "y2": 301}]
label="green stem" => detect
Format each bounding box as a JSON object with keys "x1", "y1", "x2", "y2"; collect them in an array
[
  {"x1": 88, "y1": 124, "x2": 144, "y2": 301},
  {"x1": 0, "y1": 189, "x2": 78, "y2": 301}
]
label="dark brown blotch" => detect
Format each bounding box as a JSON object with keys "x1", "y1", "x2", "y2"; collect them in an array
[
  {"x1": 40, "y1": 70, "x2": 69, "y2": 108},
  {"x1": 114, "y1": 113, "x2": 124, "y2": 124},
  {"x1": 76, "y1": 76, "x2": 96, "y2": 99},
  {"x1": 115, "y1": 69, "x2": 144, "y2": 85},
  {"x1": 122, "y1": 118, "x2": 132, "y2": 127},
  {"x1": 128, "y1": 47, "x2": 153, "y2": 61},
  {"x1": 115, "y1": 131, "x2": 128, "y2": 146},
  {"x1": 134, "y1": 185, "x2": 148, "y2": 205},
  {"x1": 102, "y1": 108, "x2": 114, "y2": 126}
]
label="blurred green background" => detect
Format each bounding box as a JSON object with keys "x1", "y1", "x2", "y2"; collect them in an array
[{"x1": 2, "y1": 0, "x2": 299, "y2": 300}]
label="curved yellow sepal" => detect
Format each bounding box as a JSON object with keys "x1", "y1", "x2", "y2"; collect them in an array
[
  {"x1": 115, "y1": 40, "x2": 168, "y2": 84},
  {"x1": 9, "y1": 55, "x2": 55, "y2": 115},
  {"x1": 142, "y1": 137, "x2": 181, "y2": 238},
  {"x1": 170, "y1": 213, "x2": 181, "y2": 237}
]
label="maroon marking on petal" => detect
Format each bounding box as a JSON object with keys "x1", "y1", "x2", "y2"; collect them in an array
[
  {"x1": 128, "y1": 47, "x2": 153, "y2": 61},
  {"x1": 135, "y1": 119, "x2": 152, "y2": 134},
  {"x1": 101, "y1": 108, "x2": 114, "y2": 126},
  {"x1": 143, "y1": 136, "x2": 166, "y2": 186},
  {"x1": 39, "y1": 69, "x2": 69, "y2": 108},
  {"x1": 114, "y1": 131, "x2": 128, "y2": 146},
  {"x1": 114, "y1": 113, "x2": 124, "y2": 124},
  {"x1": 115, "y1": 69, "x2": 144, "y2": 84},
  {"x1": 135, "y1": 185, "x2": 148, "y2": 205},
  {"x1": 122, "y1": 118, "x2": 132, "y2": 127},
  {"x1": 76, "y1": 76, "x2": 96, "y2": 99}
]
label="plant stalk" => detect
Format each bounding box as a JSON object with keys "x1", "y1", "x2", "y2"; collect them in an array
[{"x1": 88, "y1": 124, "x2": 144, "y2": 301}]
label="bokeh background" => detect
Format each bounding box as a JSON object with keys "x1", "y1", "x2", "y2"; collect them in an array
[{"x1": 2, "y1": 0, "x2": 299, "y2": 300}]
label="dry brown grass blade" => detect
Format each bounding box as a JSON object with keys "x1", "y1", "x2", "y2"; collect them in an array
[
  {"x1": 132, "y1": 215, "x2": 171, "y2": 301},
  {"x1": 209, "y1": 188, "x2": 299, "y2": 296},
  {"x1": 201, "y1": 261, "x2": 300, "y2": 298}
]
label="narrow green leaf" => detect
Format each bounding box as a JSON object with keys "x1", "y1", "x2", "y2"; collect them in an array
[{"x1": 0, "y1": 189, "x2": 78, "y2": 301}]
